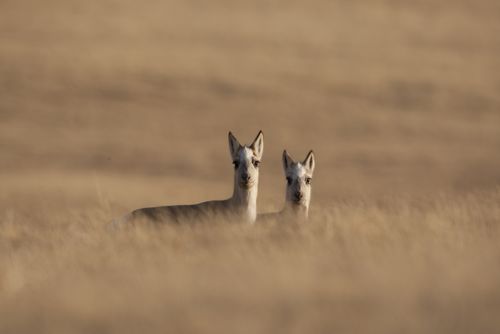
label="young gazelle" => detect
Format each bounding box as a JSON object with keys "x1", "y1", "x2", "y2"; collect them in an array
[
  {"x1": 119, "y1": 131, "x2": 264, "y2": 225},
  {"x1": 260, "y1": 150, "x2": 316, "y2": 222}
]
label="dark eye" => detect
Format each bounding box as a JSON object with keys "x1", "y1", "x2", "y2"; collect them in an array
[
  {"x1": 253, "y1": 160, "x2": 260, "y2": 168},
  {"x1": 286, "y1": 177, "x2": 292, "y2": 185},
  {"x1": 305, "y1": 177, "x2": 312, "y2": 185},
  {"x1": 233, "y1": 161, "x2": 239, "y2": 169}
]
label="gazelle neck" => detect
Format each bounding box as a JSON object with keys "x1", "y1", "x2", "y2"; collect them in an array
[
  {"x1": 231, "y1": 180, "x2": 258, "y2": 223},
  {"x1": 283, "y1": 201, "x2": 309, "y2": 220}
]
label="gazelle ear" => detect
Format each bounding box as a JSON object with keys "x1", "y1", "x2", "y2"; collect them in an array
[
  {"x1": 303, "y1": 150, "x2": 316, "y2": 173},
  {"x1": 250, "y1": 130, "x2": 264, "y2": 160},
  {"x1": 228, "y1": 131, "x2": 241, "y2": 160},
  {"x1": 282, "y1": 150, "x2": 294, "y2": 171}
]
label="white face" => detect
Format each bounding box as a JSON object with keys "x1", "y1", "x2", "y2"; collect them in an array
[
  {"x1": 229, "y1": 131, "x2": 264, "y2": 190},
  {"x1": 283, "y1": 150, "x2": 315, "y2": 208}
]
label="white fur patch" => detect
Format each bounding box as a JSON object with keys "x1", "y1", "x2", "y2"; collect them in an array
[
  {"x1": 291, "y1": 163, "x2": 307, "y2": 178},
  {"x1": 239, "y1": 147, "x2": 254, "y2": 162}
]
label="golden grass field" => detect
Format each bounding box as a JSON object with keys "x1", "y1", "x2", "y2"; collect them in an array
[{"x1": 1, "y1": 0, "x2": 500, "y2": 333}]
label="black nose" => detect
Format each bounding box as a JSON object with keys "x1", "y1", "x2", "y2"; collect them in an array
[
  {"x1": 242, "y1": 174, "x2": 250, "y2": 182},
  {"x1": 295, "y1": 192, "x2": 303, "y2": 200}
]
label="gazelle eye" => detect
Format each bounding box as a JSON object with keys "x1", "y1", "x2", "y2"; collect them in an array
[
  {"x1": 286, "y1": 177, "x2": 292, "y2": 185},
  {"x1": 253, "y1": 160, "x2": 260, "y2": 168},
  {"x1": 305, "y1": 177, "x2": 312, "y2": 185},
  {"x1": 233, "y1": 161, "x2": 239, "y2": 169}
]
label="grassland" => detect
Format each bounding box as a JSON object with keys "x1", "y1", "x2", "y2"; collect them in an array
[
  {"x1": 1, "y1": 0, "x2": 500, "y2": 333},
  {"x1": 2, "y1": 192, "x2": 500, "y2": 333}
]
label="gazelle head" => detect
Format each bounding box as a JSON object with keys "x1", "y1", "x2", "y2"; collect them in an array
[
  {"x1": 282, "y1": 150, "x2": 316, "y2": 216},
  {"x1": 228, "y1": 131, "x2": 264, "y2": 191}
]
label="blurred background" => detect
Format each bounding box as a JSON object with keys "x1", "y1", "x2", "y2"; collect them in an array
[
  {"x1": 1, "y1": 0, "x2": 499, "y2": 213},
  {"x1": 2, "y1": 2, "x2": 500, "y2": 333}
]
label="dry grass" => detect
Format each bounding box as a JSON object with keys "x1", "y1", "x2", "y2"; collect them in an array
[
  {"x1": 1, "y1": 192, "x2": 500, "y2": 333},
  {"x1": 1, "y1": 0, "x2": 500, "y2": 333}
]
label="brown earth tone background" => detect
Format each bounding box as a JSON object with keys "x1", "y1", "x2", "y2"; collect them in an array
[{"x1": 1, "y1": 0, "x2": 500, "y2": 333}]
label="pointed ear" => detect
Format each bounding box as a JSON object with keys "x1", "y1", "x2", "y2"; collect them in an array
[
  {"x1": 282, "y1": 150, "x2": 294, "y2": 172},
  {"x1": 250, "y1": 130, "x2": 264, "y2": 160},
  {"x1": 228, "y1": 131, "x2": 241, "y2": 160},
  {"x1": 303, "y1": 150, "x2": 316, "y2": 173}
]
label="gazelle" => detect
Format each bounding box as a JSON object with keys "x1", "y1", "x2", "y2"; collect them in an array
[
  {"x1": 118, "y1": 131, "x2": 264, "y2": 225},
  {"x1": 259, "y1": 150, "x2": 316, "y2": 222}
]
